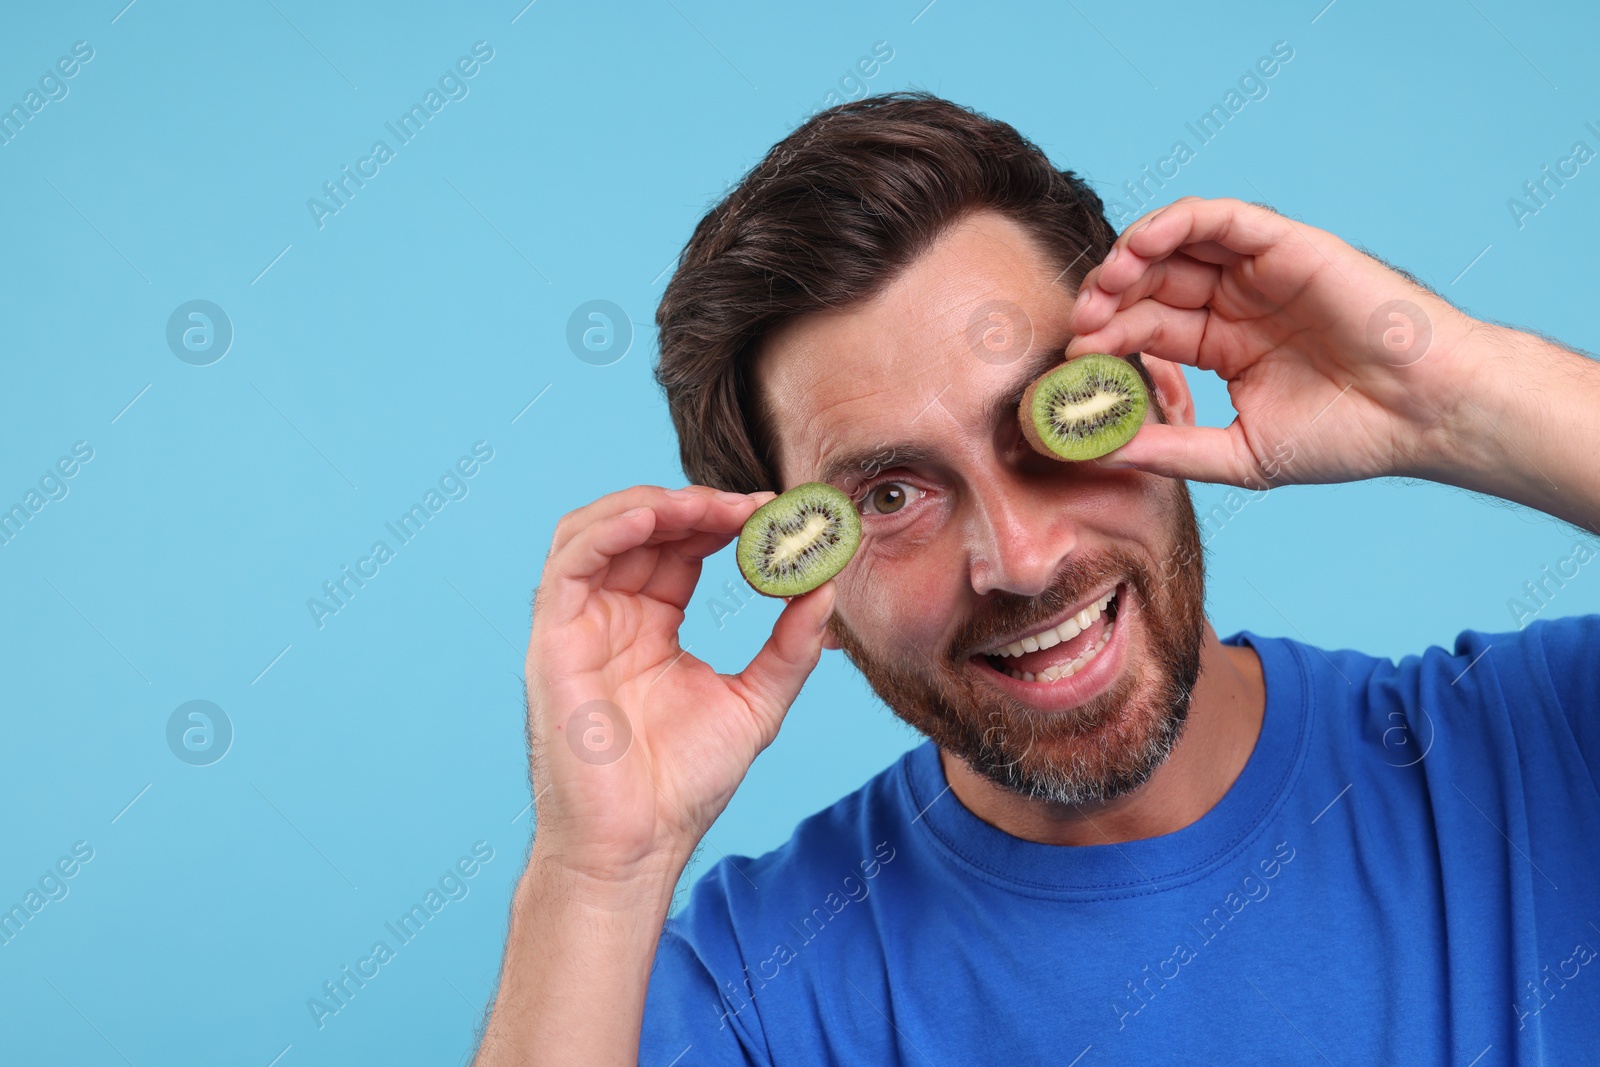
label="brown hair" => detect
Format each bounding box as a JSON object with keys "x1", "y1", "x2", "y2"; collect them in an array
[{"x1": 654, "y1": 91, "x2": 1120, "y2": 494}]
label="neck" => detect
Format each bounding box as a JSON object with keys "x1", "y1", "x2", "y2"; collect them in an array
[{"x1": 939, "y1": 622, "x2": 1265, "y2": 846}]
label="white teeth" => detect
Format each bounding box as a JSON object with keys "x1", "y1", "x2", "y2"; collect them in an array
[
  {"x1": 992, "y1": 589, "x2": 1118, "y2": 659},
  {"x1": 1003, "y1": 619, "x2": 1115, "y2": 683}
]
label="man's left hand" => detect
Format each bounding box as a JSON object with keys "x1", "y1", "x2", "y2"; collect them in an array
[{"x1": 1065, "y1": 195, "x2": 1600, "y2": 537}]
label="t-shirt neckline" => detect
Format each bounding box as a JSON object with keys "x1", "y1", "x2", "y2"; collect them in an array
[{"x1": 899, "y1": 631, "x2": 1310, "y2": 901}]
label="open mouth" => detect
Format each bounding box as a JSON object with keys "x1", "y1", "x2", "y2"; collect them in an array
[{"x1": 976, "y1": 583, "x2": 1123, "y2": 685}]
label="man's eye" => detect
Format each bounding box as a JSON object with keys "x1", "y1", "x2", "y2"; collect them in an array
[{"x1": 863, "y1": 481, "x2": 914, "y2": 515}]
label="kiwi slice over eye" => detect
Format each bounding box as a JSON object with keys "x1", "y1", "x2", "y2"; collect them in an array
[
  {"x1": 737, "y1": 482, "x2": 861, "y2": 597},
  {"x1": 1020, "y1": 353, "x2": 1149, "y2": 462}
]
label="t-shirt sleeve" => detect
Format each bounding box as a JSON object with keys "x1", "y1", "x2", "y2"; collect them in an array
[
  {"x1": 1525, "y1": 613, "x2": 1600, "y2": 787},
  {"x1": 640, "y1": 918, "x2": 768, "y2": 1066}
]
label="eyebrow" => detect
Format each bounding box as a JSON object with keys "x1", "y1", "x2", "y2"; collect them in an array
[
  {"x1": 818, "y1": 442, "x2": 941, "y2": 492},
  {"x1": 816, "y1": 333, "x2": 1074, "y2": 490}
]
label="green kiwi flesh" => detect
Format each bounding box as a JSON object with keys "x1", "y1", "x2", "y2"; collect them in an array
[
  {"x1": 737, "y1": 482, "x2": 861, "y2": 597},
  {"x1": 1020, "y1": 353, "x2": 1149, "y2": 461}
]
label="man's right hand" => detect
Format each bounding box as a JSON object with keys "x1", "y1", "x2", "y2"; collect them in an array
[
  {"x1": 526, "y1": 483, "x2": 837, "y2": 888},
  {"x1": 474, "y1": 485, "x2": 837, "y2": 1066}
]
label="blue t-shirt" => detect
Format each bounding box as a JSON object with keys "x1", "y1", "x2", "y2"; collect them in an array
[{"x1": 641, "y1": 616, "x2": 1600, "y2": 1064}]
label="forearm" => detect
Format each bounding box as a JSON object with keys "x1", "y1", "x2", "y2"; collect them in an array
[
  {"x1": 1427, "y1": 322, "x2": 1600, "y2": 537},
  {"x1": 475, "y1": 845, "x2": 683, "y2": 1066}
]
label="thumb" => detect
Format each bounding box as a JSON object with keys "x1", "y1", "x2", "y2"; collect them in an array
[
  {"x1": 734, "y1": 581, "x2": 836, "y2": 732},
  {"x1": 1094, "y1": 422, "x2": 1260, "y2": 486}
]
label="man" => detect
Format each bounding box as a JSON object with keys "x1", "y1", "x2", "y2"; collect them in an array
[{"x1": 475, "y1": 93, "x2": 1600, "y2": 1064}]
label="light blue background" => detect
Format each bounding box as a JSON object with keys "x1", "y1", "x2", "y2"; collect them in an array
[{"x1": 2, "y1": 1, "x2": 1596, "y2": 1063}]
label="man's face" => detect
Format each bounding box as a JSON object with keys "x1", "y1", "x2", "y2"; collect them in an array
[{"x1": 754, "y1": 209, "x2": 1208, "y2": 806}]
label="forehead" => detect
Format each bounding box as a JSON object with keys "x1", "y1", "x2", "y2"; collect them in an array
[{"x1": 754, "y1": 209, "x2": 1078, "y2": 485}]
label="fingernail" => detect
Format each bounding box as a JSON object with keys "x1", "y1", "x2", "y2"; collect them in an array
[
  {"x1": 622, "y1": 506, "x2": 651, "y2": 518},
  {"x1": 715, "y1": 490, "x2": 747, "y2": 505},
  {"x1": 666, "y1": 487, "x2": 697, "y2": 500},
  {"x1": 1103, "y1": 246, "x2": 1121, "y2": 268},
  {"x1": 1072, "y1": 286, "x2": 1093, "y2": 310}
]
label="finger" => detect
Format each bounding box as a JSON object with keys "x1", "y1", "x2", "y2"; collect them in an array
[
  {"x1": 600, "y1": 523, "x2": 720, "y2": 593},
  {"x1": 730, "y1": 581, "x2": 836, "y2": 737},
  {"x1": 548, "y1": 485, "x2": 676, "y2": 559},
  {"x1": 544, "y1": 488, "x2": 774, "y2": 602},
  {"x1": 538, "y1": 505, "x2": 663, "y2": 628},
  {"x1": 1112, "y1": 195, "x2": 1200, "y2": 236},
  {"x1": 626, "y1": 496, "x2": 780, "y2": 605},
  {"x1": 545, "y1": 500, "x2": 740, "y2": 611},
  {"x1": 635, "y1": 489, "x2": 778, "y2": 547},
  {"x1": 542, "y1": 489, "x2": 783, "y2": 626},
  {"x1": 1073, "y1": 253, "x2": 1223, "y2": 335},
  {"x1": 1094, "y1": 422, "x2": 1262, "y2": 486},
  {"x1": 632, "y1": 535, "x2": 735, "y2": 610},
  {"x1": 1064, "y1": 298, "x2": 1211, "y2": 368},
  {"x1": 1083, "y1": 238, "x2": 1242, "y2": 307},
  {"x1": 1169, "y1": 239, "x2": 1250, "y2": 268},
  {"x1": 549, "y1": 485, "x2": 775, "y2": 559},
  {"x1": 1119, "y1": 197, "x2": 1288, "y2": 266}
]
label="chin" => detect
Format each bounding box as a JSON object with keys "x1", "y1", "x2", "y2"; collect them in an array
[{"x1": 960, "y1": 654, "x2": 1191, "y2": 808}]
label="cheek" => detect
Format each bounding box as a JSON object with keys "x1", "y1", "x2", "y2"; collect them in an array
[
  {"x1": 853, "y1": 490, "x2": 949, "y2": 567},
  {"x1": 838, "y1": 536, "x2": 960, "y2": 649}
]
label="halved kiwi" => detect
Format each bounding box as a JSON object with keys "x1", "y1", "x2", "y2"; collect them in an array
[
  {"x1": 737, "y1": 482, "x2": 861, "y2": 597},
  {"x1": 1020, "y1": 353, "x2": 1149, "y2": 461}
]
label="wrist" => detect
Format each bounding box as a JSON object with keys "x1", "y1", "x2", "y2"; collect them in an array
[
  {"x1": 523, "y1": 838, "x2": 687, "y2": 917},
  {"x1": 479, "y1": 840, "x2": 684, "y2": 1065},
  {"x1": 1414, "y1": 319, "x2": 1600, "y2": 532},
  {"x1": 1399, "y1": 314, "x2": 1522, "y2": 486}
]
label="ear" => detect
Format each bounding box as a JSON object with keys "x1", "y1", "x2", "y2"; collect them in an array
[{"x1": 1137, "y1": 353, "x2": 1195, "y2": 428}]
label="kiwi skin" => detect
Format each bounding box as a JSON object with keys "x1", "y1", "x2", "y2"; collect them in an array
[
  {"x1": 736, "y1": 481, "x2": 862, "y2": 598},
  {"x1": 1020, "y1": 353, "x2": 1149, "y2": 462}
]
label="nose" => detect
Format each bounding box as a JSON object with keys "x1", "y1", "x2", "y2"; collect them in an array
[{"x1": 965, "y1": 469, "x2": 1079, "y2": 599}]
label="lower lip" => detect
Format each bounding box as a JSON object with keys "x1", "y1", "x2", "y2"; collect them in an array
[{"x1": 970, "y1": 582, "x2": 1133, "y2": 713}]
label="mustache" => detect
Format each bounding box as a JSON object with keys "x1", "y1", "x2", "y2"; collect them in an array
[{"x1": 947, "y1": 550, "x2": 1145, "y2": 663}]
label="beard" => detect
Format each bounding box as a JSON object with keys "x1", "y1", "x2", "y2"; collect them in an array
[{"x1": 828, "y1": 479, "x2": 1207, "y2": 808}]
